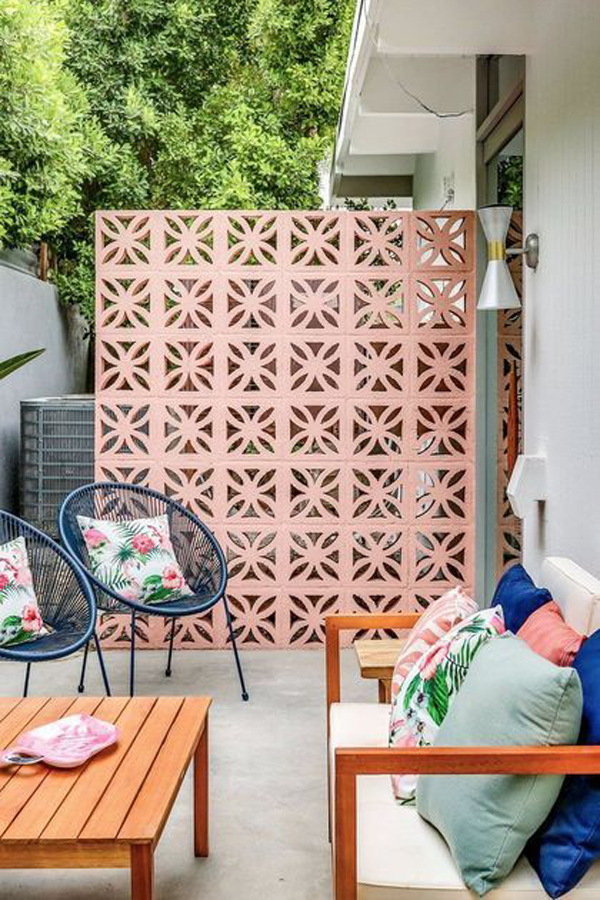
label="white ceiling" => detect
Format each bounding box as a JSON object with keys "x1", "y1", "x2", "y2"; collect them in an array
[{"x1": 330, "y1": 0, "x2": 537, "y2": 203}]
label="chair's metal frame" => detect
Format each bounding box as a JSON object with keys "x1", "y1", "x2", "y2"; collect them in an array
[
  {"x1": 0, "y1": 511, "x2": 110, "y2": 697},
  {"x1": 59, "y1": 482, "x2": 249, "y2": 699}
]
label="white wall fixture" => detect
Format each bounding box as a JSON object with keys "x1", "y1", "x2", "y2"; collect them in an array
[
  {"x1": 477, "y1": 205, "x2": 539, "y2": 310},
  {"x1": 507, "y1": 454, "x2": 547, "y2": 519}
]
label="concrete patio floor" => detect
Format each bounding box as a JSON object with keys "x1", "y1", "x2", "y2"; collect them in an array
[{"x1": 0, "y1": 647, "x2": 372, "y2": 899}]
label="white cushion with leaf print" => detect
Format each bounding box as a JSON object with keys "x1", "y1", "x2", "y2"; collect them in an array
[
  {"x1": 390, "y1": 586, "x2": 478, "y2": 704},
  {"x1": 78, "y1": 514, "x2": 193, "y2": 606},
  {"x1": 389, "y1": 604, "x2": 506, "y2": 803},
  {"x1": 0, "y1": 536, "x2": 46, "y2": 647}
]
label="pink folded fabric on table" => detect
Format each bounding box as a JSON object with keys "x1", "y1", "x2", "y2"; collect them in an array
[
  {"x1": 390, "y1": 586, "x2": 478, "y2": 703},
  {"x1": 517, "y1": 600, "x2": 586, "y2": 666}
]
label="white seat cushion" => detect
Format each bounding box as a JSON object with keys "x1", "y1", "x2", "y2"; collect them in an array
[
  {"x1": 330, "y1": 702, "x2": 600, "y2": 898},
  {"x1": 541, "y1": 557, "x2": 600, "y2": 635}
]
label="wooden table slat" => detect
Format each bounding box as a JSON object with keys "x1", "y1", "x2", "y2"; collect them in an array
[
  {"x1": 0, "y1": 698, "x2": 25, "y2": 725},
  {"x1": 42, "y1": 697, "x2": 156, "y2": 842},
  {"x1": 80, "y1": 696, "x2": 185, "y2": 843},
  {"x1": 0, "y1": 698, "x2": 77, "y2": 797},
  {"x1": 119, "y1": 697, "x2": 211, "y2": 845},
  {"x1": 354, "y1": 638, "x2": 406, "y2": 703},
  {"x1": 0, "y1": 697, "x2": 104, "y2": 837},
  {"x1": 3, "y1": 697, "x2": 130, "y2": 842},
  {"x1": 354, "y1": 639, "x2": 405, "y2": 679},
  {"x1": 0, "y1": 698, "x2": 50, "y2": 758}
]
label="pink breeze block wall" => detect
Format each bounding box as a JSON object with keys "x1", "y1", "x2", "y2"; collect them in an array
[{"x1": 94, "y1": 210, "x2": 476, "y2": 649}]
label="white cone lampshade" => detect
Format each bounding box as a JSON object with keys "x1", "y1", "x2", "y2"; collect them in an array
[
  {"x1": 477, "y1": 205, "x2": 521, "y2": 311},
  {"x1": 478, "y1": 259, "x2": 521, "y2": 310}
]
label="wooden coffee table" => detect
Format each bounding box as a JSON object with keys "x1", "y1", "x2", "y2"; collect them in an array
[
  {"x1": 0, "y1": 695, "x2": 210, "y2": 899},
  {"x1": 354, "y1": 639, "x2": 405, "y2": 702}
]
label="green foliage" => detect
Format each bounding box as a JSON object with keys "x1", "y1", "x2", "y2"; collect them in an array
[
  {"x1": 0, "y1": 0, "x2": 90, "y2": 247},
  {"x1": 0, "y1": 349, "x2": 45, "y2": 380},
  {"x1": 497, "y1": 156, "x2": 523, "y2": 209},
  {"x1": 52, "y1": 240, "x2": 95, "y2": 323},
  {"x1": 0, "y1": 0, "x2": 354, "y2": 323},
  {"x1": 425, "y1": 668, "x2": 449, "y2": 726},
  {"x1": 402, "y1": 671, "x2": 422, "y2": 712}
]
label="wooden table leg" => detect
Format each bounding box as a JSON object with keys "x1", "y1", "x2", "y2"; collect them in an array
[
  {"x1": 194, "y1": 716, "x2": 209, "y2": 858},
  {"x1": 378, "y1": 679, "x2": 392, "y2": 704},
  {"x1": 131, "y1": 844, "x2": 154, "y2": 900}
]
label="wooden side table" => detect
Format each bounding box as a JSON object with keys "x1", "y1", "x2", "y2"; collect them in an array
[
  {"x1": 353, "y1": 639, "x2": 405, "y2": 703},
  {"x1": 0, "y1": 695, "x2": 210, "y2": 900}
]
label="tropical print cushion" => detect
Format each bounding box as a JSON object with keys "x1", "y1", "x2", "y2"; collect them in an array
[
  {"x1": 390, "y1": 586, "x2": 478, "y2": 705},
  {"x1": 78, "y1": 514, "x2": 193, "y2": 606},
  {"x1": 389, "y1": 604, "x2": 506, "y2": 802},
  {"x1": 0, "y1": 537, "x2": 46, "y2": 647}
]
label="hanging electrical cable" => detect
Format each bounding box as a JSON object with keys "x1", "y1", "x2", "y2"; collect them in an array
[{"x1": 362, "y1": 7, "x2": 474, "y2": 119}]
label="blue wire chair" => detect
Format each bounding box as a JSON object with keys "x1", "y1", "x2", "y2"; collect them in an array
[
  {"x1": 0, "y1": 511, "x2": 110, "y2": 697},
  {"x1": 58, "y1": 482, "x2": 249, "y2": 699}
]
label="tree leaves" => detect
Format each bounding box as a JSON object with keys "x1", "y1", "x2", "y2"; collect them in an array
[
  {"x1": 0, "y1": 349, "x2": 45, "y2": 380},
  {"x1": 0, "y1": 0, "x2": 90, "y2": 247},
  {"x1": 47, "y1": 0, "x2": 353, "y2": 323}
]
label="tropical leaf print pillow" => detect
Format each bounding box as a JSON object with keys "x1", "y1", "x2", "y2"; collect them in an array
[
  {"x1": 389, "y1": 605, "x2": 506, "y2": 802},
  {"x1": 390, "y1": 586, "x2": 478, "y2": 705},
  {"x1": 77, "y1": 514, "x2": 193, "y2": 606},
  {"x1": 0, "y1": 537, "x2": 46, "y2": 647}
]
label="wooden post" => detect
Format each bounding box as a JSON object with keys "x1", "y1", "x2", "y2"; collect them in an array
[
  {"x1": 507, "y1": 361, "x2": 519, "y2": 475},
  {"x1": 130, "y1": 844, "x2": 154, "y2": 900},
  {"x1": 39, "y1": 243, "x2": 48, "y2": 282},
  {"x1": 194, "y1": 717, "x2": 209, "y2": 858},
  {"x1": 325, "y1": 618, "x2": 341, "y2": 728},
  {"x1": 334, "y1": 768, "x2": 357, "y2": 900}
]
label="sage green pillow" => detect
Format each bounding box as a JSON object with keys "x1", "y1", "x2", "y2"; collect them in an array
[{"x1": 417, "y1": 634, "x2": 583, "y2": 897}]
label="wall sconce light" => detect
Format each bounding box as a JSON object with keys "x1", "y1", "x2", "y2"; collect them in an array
[{"x1": 477, "y1": 205, "x2": 539, "y2": 311}]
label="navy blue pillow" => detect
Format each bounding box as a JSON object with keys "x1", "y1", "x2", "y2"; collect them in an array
[
  {"x1": 527, "y1": 628, "x2": 600, "y2": 897},
  {"x1": 492, "y1": 564, "x2": 552, "y2": 633}
]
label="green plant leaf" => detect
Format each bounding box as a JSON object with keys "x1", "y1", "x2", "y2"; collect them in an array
[
  {"x1": 427, "y1": 667, "x2": 450, "y2": 726},
  {"x1": 142, "y1": 574, "x2": 163, "y2": 588},
  {"x1": 0, "y1": 349, "x2": 45, "y2": 380},
  {"x1": 402, "y1": 671, "x2": 422, "y2": 712},
  {"x1": 145, "y1": 586, "x2": 174, "y2": 604}
]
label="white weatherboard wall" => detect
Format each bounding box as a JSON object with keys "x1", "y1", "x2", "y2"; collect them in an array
[
  {"x1": 523, "y1": 0, "x2": 600, "y2": 580},
  {"x1": 412, "y1": 114, "x2": 476, "y2": 210},
  {"x1": 0, "y1": 266, "x2": 88, "y2": 511}
]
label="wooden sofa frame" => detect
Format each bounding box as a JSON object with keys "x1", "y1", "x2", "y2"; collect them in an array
[{"x1": 325, "y1": 613, "x2": 600, "y2": 900}]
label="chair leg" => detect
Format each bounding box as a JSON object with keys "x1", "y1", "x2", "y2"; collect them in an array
[
  {"x1": 165, "y1": 618, "x2": 176, "y2": 678},
  {"x1": 23, "y1": 663, "x2": 31, "y2": 698},
  {"x1": 129, "y1": 611, "x2": 136, "y2": 697},
  {"x1": 78, "y1": 640, "x2": 90, "y2": 693},
  {"x1": 93, "y1": 630, "x2": 112, "y2": 697},
  {"x1": 223, "y1": 595, "x2": 249, "y2": 701}
]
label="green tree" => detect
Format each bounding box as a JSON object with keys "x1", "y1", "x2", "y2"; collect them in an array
[
  {"x1": 0, "y1": 0, "x2": 90, "y2": 248},
  {"x1": 2, "y1": 0, "x2": 355, "y2": 323},
  {"x1": 153, "y1": 0, "x2": 355, "y2": 209},
  {"x1": 497, "y1": 156, "x2": 523, "y2": 209}
]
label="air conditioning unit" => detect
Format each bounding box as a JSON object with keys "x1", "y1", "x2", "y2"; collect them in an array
[{"x1": 20, "y1": 395, "x2": 95, "y2": 536}]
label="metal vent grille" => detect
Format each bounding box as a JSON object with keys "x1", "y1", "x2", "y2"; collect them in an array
[{"x1": 20, "y1": 395, "x2": 95, "y2": 536}]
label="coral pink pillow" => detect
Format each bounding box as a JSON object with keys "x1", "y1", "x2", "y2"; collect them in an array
[
  {"x1": 390, "y1": 586, "x2": 477, "y2": 703},
  {"x1": 517, "y1": 600, "x2": 585, "y2": 666}
]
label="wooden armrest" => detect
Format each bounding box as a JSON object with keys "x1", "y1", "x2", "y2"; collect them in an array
[
  {"x1": 333, "y1": 744, "x2": 600, "y2": 900},
  {"x1": 335, "y1": 745, "x2": 600, "y2": 776},
  {"x1": 325, "y1": 613, "x2": 421, "y2": 712}
]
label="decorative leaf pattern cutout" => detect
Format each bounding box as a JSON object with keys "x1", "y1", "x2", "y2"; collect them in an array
[{"x1": 96, "y1": 210, "x2": 475, "y2": 647}]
